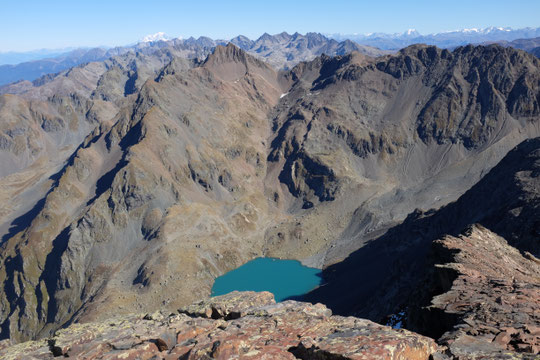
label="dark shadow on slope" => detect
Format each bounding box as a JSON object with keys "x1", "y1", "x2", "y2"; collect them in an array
[
  {"x1": 85, "y1": 158, "x2": 128, "y2": 206},
  {"x1": 124, "y1": 71, "x2": 138, "y2": 96},
  {"x1": 0, "y1": 156, "x2": 73, "y2": 245},
  {"x1": 0, "y1": 253, "x2": 24, "y2": 340},
  {"x1": 302, "y1": 209, "x2": 445, "y2": 321},
  {"x1": 38, "y1": 226, "x2": 71, "y2": 325},
  {"x1": 86, "y1": 119, "x2": 143, "y2": 206},
  {"x1": 303, "y1": 137, "x2": 540, "y2": 331},
  {"x1": 1, "y1": 198, "x2": 46, "y2": 244}
]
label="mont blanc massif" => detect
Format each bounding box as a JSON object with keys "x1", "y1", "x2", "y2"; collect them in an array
[{"x1": 0, "y1": 30, "x2": 539, "y2": 359}]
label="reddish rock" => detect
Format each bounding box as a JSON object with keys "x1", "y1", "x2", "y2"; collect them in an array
[
  {"x1": 0, "y1": 291, "x2": 437, "y2": 359},
  {"x1": 410, "y1": 225, "x2": 540, "y2": 359},
  {"x1": 178, "y1": 290, "x2": 276, "y2": 319}
]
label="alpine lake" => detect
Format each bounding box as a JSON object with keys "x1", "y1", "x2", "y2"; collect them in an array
[{"x1": 211, "y1": 257, "x2": 323, "y2": 302}]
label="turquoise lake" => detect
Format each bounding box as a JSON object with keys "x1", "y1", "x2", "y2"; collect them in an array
[{"x1": 211, "y1": 257, "x2": 323, "y2": 302}]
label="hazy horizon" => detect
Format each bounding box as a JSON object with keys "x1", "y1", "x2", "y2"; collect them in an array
[
  {"x1": 1, "y1": 25, "x2": 539, "y2": 55},
  {"x1": 2, "y1": 0, "x2": 539, "y2": 52}
]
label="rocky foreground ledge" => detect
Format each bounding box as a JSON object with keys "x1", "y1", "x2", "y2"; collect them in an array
[{"x1": 0, "y1": 291, "x2": 437, "y2": 359}]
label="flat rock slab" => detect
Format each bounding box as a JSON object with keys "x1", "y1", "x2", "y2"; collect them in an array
[{"x1": 0, "y1": 291, "x2": 437, "y2": 359}]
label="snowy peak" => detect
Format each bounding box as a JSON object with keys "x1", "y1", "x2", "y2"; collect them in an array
[
  {"x1": 450, "y1": 26, "x2": 512, "y2": 35},
  {"x1": 141, "y1": 32, "x2": 169, "y2": 43},
  {"x1": 403, "y1": 29, "x2": 420, "y2": 37}
]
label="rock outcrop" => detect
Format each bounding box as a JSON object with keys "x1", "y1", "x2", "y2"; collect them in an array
[
  {"x1": 0, "y1": 291, "x2": 438, "y2": 360},
  {"x1": 410, "y1": 225, "x2": 540, "y2": 358}
]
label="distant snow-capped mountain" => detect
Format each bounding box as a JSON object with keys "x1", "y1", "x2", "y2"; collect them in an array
[
  {"x1": 141, "y1": 32, "x2": 170, "y2": 43},
  {"x1": 329, "y1": 26, "x2": 540, "y2": 49}
]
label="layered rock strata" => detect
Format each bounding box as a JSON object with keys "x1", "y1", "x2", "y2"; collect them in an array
[{"x1": 410, "y1": 225, "x2": 540, "y2": 359}]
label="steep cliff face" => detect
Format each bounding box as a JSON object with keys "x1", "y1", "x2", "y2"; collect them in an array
[{"x1": 0, "y1": 43, "x2": 539, "y2": 343}]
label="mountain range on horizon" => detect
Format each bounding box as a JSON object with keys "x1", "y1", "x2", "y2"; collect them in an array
[
  {"x1": 1, "y1": 26, "x2": 540, "y2": 87},
  {"x1": 0, "y1": 32, "x2": 388, "y2": 86},
  {"x1": 328, "y1": 25, "x2": 540, "y2": 48}
]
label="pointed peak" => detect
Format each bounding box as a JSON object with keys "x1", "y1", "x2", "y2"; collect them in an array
[
  {"x1": 232, "y1": 34, "x2": 250, "y2": 41},
  {"x1": 204, "y1": 43, "x2": 248, "y2": 66},
  {"x1": 203, "y1": 43, "x2": 274, "y2": 82},
  {"x1": 230, "y1": 35, "x2": 254, "y2": 50},
  {"x1": 225, "y1": 42, "x2": 239, "y2": 49}
]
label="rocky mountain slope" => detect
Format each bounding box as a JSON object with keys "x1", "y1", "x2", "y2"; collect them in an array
[
  {"x1": 0, "y1": 42, "x2": 539, "y2": 351},
  {"x1": 264, "y1": 43, "x2": 540, "y2": 266}
]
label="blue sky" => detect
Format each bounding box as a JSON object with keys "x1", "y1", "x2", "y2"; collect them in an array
[{"x1": 1, "y1": 0, "x2": 539, "y2": 51}]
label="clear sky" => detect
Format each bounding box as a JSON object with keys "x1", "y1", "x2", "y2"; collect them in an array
[{"x1": 1, "y1": 0, "x2": 539, "y2": 52}]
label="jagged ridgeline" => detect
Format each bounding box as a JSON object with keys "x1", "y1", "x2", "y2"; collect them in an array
[
  {"x1": 0, "y1": 41, "x2": 539, "y2": 344},
  {"x1": 0, "y1": 32, "x2": 387, "y2": 86}
]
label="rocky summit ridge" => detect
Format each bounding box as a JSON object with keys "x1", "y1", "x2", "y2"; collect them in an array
[
  {"x1": 0, "y1": 291, "x2": 438, "y2": 359},
  {"x1": 0, "y1": 41, "x2": 539, "y2": 359}
]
